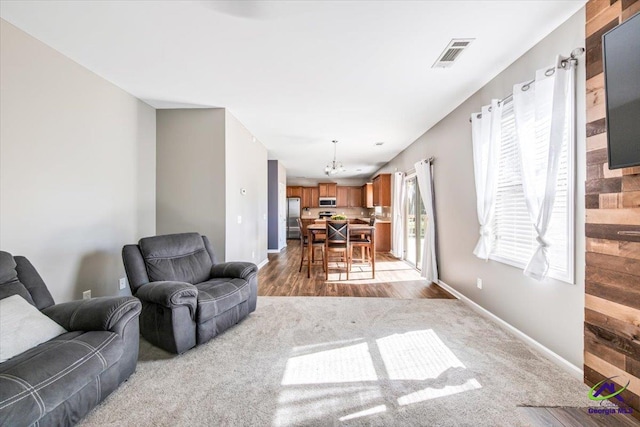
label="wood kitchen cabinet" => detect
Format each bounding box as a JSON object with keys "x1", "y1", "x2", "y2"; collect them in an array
[
  {"x1": 301, "y1": 187, "x2": 319, "y2": 208},
  {"x1": 362, "y1": 183, "x2": 373, "y2": 208},
  {"x1": 318, "y1": 183, "x2": 337, "y2": 197},
  {"x1": 286, "y1": 186, "x2": 303, "y2": 198},
  {"x1": 336, "y1": 186, "x2": 349, "y2": 207},
  {"x1": 375, "y1": 222, "x2": 391, "y2": 252},
  {"x1": 372, "y1": 174, "x2": 391, "y2": 207},
  {"x1": 348, "y1": 186, "x2": 362, "y2": 208}
]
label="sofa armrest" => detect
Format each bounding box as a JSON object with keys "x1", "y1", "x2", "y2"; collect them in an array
[
  {"x1": 135, "y1": 281, "x2": 197, "y2": 312},
  {"x1": 210, "y1": 262, "x2": 258, "y2": 280},
  {"x1": 42, "y1": 296, "x2": 141, "y2": 333}
]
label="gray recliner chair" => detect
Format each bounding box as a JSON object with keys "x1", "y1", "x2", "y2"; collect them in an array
[
  {"x1": 122, "y1": 232, "x2": 258, "y2": 354},
  {"x1": 0, "y1": 250, "x2": 142, "y2": 426}
]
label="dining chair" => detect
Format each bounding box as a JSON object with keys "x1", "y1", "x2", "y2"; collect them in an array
[
  {"x1": 298, "y1": 218, "x2": 324, "y2": 277},
  {"x1": 350, "y1": 218, "x2": 375, "y2": 278},
  {"x1": 325, "y1": 220, "x2": 350, "y2": 280}
]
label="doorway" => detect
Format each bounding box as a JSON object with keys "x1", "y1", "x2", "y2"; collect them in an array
[{"x1": 405, "y1": 175, "x2": 426, "y2": 270}]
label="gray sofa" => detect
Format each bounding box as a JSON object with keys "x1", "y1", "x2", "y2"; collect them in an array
[
  {"x1": 0, "y1": 251, "x2": 142, "y2": 427},
  {"x1": 122, "y1": 232, "x2": 258, "y2": 354}
]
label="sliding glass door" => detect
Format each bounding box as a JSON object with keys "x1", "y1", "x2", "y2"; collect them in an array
[{"x1": 405, "y1": 176, "x2": 426, "y2": 270}]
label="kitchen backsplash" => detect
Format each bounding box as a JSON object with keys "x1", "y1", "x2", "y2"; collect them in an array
[{"x1": 301, "y1": 207, "x2": 374, "y2": 219}]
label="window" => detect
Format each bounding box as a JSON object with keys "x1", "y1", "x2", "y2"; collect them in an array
[{"x1": 490, "y1": 99, "x2": 574, "y2": 283}]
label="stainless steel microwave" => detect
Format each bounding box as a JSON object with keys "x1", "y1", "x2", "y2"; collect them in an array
[{"x1": 319, "y1": 197, "x2": 337, "y2": 207}]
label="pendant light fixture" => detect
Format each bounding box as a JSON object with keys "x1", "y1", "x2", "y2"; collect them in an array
[{"x1": 324, "y1": 140, "x2": 346, "y2": 176}]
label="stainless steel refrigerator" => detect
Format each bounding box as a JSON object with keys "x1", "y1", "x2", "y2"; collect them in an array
[{"x1": 286, "y1": 197, "x2": 301, "y2": 239}]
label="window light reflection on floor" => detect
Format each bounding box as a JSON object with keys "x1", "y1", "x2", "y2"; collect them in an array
[
  {"x1": 339, "y1": 404, "x2": 387, "y2": 421},
  {"x1": 281, "y1": 342, "x2": 377, "y2": 385},
  {"x1": 398, "y1": 378, "x2": 482, "y2": 406},
  {"x1": 376, "y1": 329, "x2": 466, "y2": 380}
]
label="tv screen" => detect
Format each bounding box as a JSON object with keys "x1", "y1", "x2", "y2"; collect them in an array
[{"x1": 602, "y1": 12, "x2": 640, "y2": 170}]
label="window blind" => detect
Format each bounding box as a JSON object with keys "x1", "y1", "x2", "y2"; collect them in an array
[{"x1": 490, "y1": 99, "x2": 573, "y2": 282}]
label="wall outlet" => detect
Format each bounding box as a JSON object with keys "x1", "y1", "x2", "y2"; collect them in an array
[
  {"x1": 119, "y1": 277, "x2": 128, "y2": 290},
  {"x1": 251, "y1": 251, "x2": 255, "y2": 259},
  {"x1": 82, "y1": 290, "x2": 92, "y2": 300},
  {"x1": 237, "y1": 215, "x2": 242, "y2": 224},
  {"x1": 476, "y1": 278, "x2": 483, "y2": 289}
]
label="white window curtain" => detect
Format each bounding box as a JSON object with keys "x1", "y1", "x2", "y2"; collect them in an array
[
  {"x1": 414, "y1": 159, "x2": 438, "y2": 283},
  {"x1": 391, "y1": 172, "x2": 405, "y2": 258},
  {"x1": 513, "y1": 55, "x2": 574, "y2": 280},
  {"x1": 471, "y1": 99, "x2": 503, "y2": 260}
]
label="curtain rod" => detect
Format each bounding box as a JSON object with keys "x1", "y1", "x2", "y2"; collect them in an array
[{"x1": 468, "y1": 47, "x2": 584, "y2": 122}]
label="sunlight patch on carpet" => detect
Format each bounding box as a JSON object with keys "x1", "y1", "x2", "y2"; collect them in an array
[
  {"x1": 377, "y1": 329, "x2": 466, "y2": 380},
  {"x1": 398, "y1": 378, "x2": 482, "y2": 406},
  {"x1": 281, "y1": 342, "x2": 377, "y2": 385},
  {"x1": 339, "y1": 404, "x2": 387, "y2": 421}
]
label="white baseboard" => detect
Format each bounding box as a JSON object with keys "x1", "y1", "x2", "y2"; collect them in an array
[
  {"x1": 267, "y1": 244, "x2": 287, "y2": 254},
  {"x1": 437, "y1": 280, "x2": 583, "y2": 381},
  {"x1": 257, "y1": 258, "x2": 269, "y2": 269}
]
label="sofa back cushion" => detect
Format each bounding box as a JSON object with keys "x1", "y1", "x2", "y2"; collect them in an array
[
  {"x1": 0, "y1": 251, "x2": 36, "y2": 306},
  {"x1": 139, "y1": 233, "x2": 213, "y2": 284}
]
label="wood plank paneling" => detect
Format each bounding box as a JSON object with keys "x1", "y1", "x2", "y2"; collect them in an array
[
  {"x1": 586, "y1": 252, "x2": 640, "y2": 276},
  {"x1": 585, "y1": 1, "x2": 639, "y2": 417},
  {"x1": 586, "y1": 224, "x2": 640, "y2": 242},
  {"x1": 598, "y1": 193, "x2": 620, "y2": 208},
  {"x1": 623, "y1": 175, "x2": 640, "y2": 192},
  {"x1": 587, "y1": 117, "x2": 606, "y2": 136},
  {"x1": 585, "y1": 325, "x2": 627, "y2": 368},
  {"x1": 586, "y1": 177, "x2": 622, "y2": 194},
  {"x1": 585, "y1": 18, "x2": 619, "y2": 79},
  {"x1": 586, "y1": 208, "x2": 640, "y2": 225},
  {"x1": 587, "y1": 133, "x2": 607, "y2": 151},
  {"x1": 585, "y1": 352, "x2": 640, "y2": 395}
]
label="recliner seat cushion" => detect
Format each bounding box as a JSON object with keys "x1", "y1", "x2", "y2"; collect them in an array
[
  {"x1": 0, "y1": 331, "x2": 123, "y2": 426},
  {"x1": 139, "y1": 233, "x2": 213, "y2": 284},
  {"x1": 195, "y1": 278, "x2": 250, "y2": 323}
]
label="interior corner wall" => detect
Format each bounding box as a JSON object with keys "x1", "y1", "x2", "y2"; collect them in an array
[
  {"x1": 0, "y1": 19, "x2": 157, "y2": 303},
  {"x1": 373, "y1": 9, "x2": 586, "y2": 367},
  {"x1": 156, "y1": 108, "x2": 226, "y2": 261},
  {"x1": 224, "y1": 110, "x2": 268, "y2": 265}
]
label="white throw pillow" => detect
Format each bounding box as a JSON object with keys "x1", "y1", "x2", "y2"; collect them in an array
[{"x1": 0, "y1": 294, "x2": 67, "y2": 363}]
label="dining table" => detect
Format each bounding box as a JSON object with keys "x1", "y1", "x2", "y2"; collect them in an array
[{"x1": 306, "y1": 222, "x2": 375, "y2": 279}]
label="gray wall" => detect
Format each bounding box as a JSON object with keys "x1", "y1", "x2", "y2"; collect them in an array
[
  {"x1": 224, "y1": 110, "x2": 268, "y2": 265},
  {"x1": 156, "y1": 109, "x2": 226, "y2": 260},
  {"x1": 156, "y1": 109, "x2": 268, "y2": 266},
  {"x1": 268, "y1": 160, "x2": 279, "y2": 250},
  {"x1": 373, "y1": 9, "x2": 586, "y2": 367},
  {"x1": 0, "y1": 19, "x2": 156, "y2": 302}
]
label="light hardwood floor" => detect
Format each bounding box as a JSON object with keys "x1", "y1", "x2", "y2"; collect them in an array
[{"x1": 258, "y1": 240, "x2": 454, "y2": 299}]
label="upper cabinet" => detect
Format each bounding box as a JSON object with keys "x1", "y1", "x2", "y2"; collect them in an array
[
  {"x1": 301, "y1": 187, "x2": 319, "y2": 208},
  {"x1": 361, "y1": 183, "x2": 373, "y2": 208},
  {"x1": 318, "y1": 183, "x2": 337, "y2": 197},
  {"x1": 336, "y1": 186, "x2": 349, "y2": 207},
  {"x1": 348, "y1": 186, "x2": 362, "y2": 208},
  {"x1": 286, "y1": 186, "x2": 303, "y2": 198},
  {"x1": 372, "y1": 174, "x2": 391, "y2": 207}
]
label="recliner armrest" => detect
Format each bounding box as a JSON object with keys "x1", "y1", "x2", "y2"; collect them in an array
[
  {"x1": 42, "y1": 296, "x2": 141, "y2": 333},
  {"x1": 210, "y1": 262, "x2": 258, "y2": 280},
  {"x1": 135, "y1": 281, "x2": 197, "y2": 312}
]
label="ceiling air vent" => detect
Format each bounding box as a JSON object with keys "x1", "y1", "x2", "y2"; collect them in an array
[{"x1": 432, "y1": 39, "x2": 474, "y2": 68}]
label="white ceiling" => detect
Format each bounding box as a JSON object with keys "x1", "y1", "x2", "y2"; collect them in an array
[{"x1": 0, "y1": 1, "x2": 585, "y2": 179}]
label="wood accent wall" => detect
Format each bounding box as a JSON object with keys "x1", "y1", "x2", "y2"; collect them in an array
[{"x1": 584, "y1": 0, "x2": 640, "y2": 420}]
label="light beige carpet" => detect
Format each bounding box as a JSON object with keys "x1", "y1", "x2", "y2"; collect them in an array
[{"x1": 80, "y1": 297, "x2": 594, "y2": 426}]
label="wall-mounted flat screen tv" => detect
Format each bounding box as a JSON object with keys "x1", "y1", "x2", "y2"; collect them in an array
[{"x1": 602, "y1": 12, "x2": 640, "y2": 169}]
